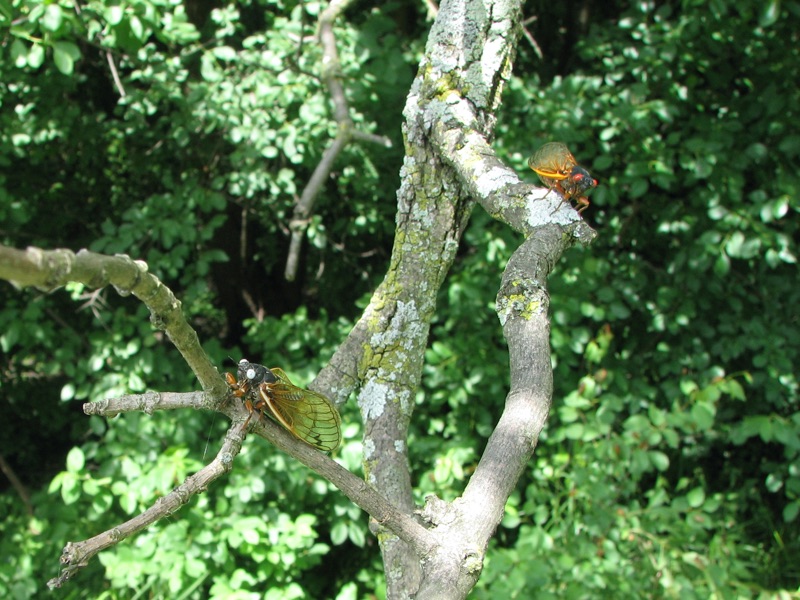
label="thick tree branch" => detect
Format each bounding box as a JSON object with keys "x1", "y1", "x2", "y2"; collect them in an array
[
  {"x1": 390, "y1": 1, "x2": 596, "y2": 597},
  {"x1": 462, "y1": 227, "x2": 562, "y2": 537},
  {"x1": 338, "y1": 0, "x2": 542, "y2": 595}
]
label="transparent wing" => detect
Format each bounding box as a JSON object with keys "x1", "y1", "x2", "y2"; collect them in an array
[
  {"x1": 258, "y1": 368, "x2": 342, "y2": 452},
  {"x1": 528, "y1": 142, "x2": 576, "y2": 186}
]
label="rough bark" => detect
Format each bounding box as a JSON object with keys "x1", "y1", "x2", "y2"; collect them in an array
[{"x1": 315, "y1": 1, "x2": 597, "y2": 597}]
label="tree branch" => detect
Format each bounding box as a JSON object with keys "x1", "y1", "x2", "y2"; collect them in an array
[
  {"x1": 284, "y1": 0, "x2": 392, "y2": 281},
  {"x1": 462, "y1": 227, "x2": 562, "y2": 538},
  {"x1": 82, "y1": 391, "x2": 209, "y2": 418},
  {"x1": 0, "y1": 454, "x2": 33, "y2": 516},
  {"x1": 388, "y1": 0, "x2": 596, "y2": 597},
  {"x1": 47, "y1": 424, "x2": 245, "y2": 589},
  {"x1": 0, "y1": 245, "x2": 228, "y2": 399},
  {"x1": 0, "y1": 243, "x2": 440, "y2": 587}
]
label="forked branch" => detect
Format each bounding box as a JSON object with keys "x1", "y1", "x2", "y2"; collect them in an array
[
  {"x1": 0, "y1": 244, "x2": 437, "y2": 588},
  {"x1": 284, "y1": 0, "x2": 392, "y2": 281}
]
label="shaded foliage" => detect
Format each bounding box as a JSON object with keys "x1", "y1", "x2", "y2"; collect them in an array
[{"x1": 0, "y1": 0, "x2": 797, "y2": 598}]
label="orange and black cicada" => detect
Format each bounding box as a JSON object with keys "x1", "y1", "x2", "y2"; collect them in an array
[
  {"x1": 527, "y1": 142, "x2": 598, "y2": 213},
  {"x1": 226, "y1": 359, "x2": 342, "y2": 452}
]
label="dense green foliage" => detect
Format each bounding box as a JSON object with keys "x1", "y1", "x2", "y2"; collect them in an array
[{"x1": 1, "y1": 0, "x2": 798, "y2": 598}]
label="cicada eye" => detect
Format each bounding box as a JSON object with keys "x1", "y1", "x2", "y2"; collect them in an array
[{"x1": 246, "y1": 368, "x2": 256, "y2": 380}]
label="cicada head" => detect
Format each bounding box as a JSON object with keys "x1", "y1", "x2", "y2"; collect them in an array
[
  {"x1": 562, "y1": 165, "x2": 598, "y2": 199},
  {"x1": 237, "y1": 359, "x2": 278, "y2": 388}
]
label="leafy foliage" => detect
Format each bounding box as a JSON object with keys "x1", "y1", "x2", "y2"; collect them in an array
[
  {"x1": 473, "y1": 0, "x2": 800, "y2": 596},
  {"x1": 0, "y1": 0, "x2": 798, "y2": 598}
]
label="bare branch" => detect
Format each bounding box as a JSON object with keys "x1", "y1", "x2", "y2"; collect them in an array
[
  {"x1": 461, "y1": 227, "x2": 562, "y2": 539},
  {"x1": 0, "y1": 245, "x2": 228, "y2": 399},
  {"x1": 105, "y1": 50, "x2": 127, "y2": 97},
  {"x1": 284, "y1": 0, "x2": 392, "y2": 281},
  {"x1": 48, "y1": 424, "x2": 246, "y2": 589},
  {"x1": 0, "y1": 454, "x2": 33, "y2": 516},
  {"x1": 285, "y1": 129, "x2": 350, "y2": 280},
  {"x1": 521, "y1": 15, "x2": 544, "y2": 60},
  {"x1": 82, "y1": 391, "x2": 208, "y2": 418}
]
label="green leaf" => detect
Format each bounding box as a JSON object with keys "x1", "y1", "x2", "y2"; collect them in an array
[
  {"x1": 212, "y1": 46, "x2": 238, "y2": 61},
  {"x1": 41, "y1": 3, "x2": 63, "y2": 32},
  {"x1": 564, "y1": 423, "x2": 585, "y2": 440},
  {"x1": 686, "y1": 487, "x2": 705, "y2": 508},
  {"x1": 348, "y1": 522, "x2": 366, "y2": 548},
  {"x1": 11, "y1": 38, "x2": 28, "y2": 67},
  {"x1": 784, "y1": 501, "x2": 800, "y2": 523},
  {"x1": 690, "y1": 402, "x2": 716, "y2": 431},
  {"x1": 60, "y1": 473, "x2": 81, "y2": 504},
  {"x1": 106, "y1": 5, "x2": 124, "y2": 25},
  {"x1": 66, "y1": 447, "x2": 85, "y2": 472},
  {"x1": 129, "y1": 15, "x2": 144, "y2": 40},
  {"x1": 650, "y1": 451, "x2": 670, "y2": 471},
  {"x1": 759, "y1": 0, "x2": 780, "y2": 27},
  {"x1": 27, "y1": 42, "x2": 45, "y2": 68},
  {"x1": 200, "y1": 52, "x2": 222, "y2": 82},
  {"x1": 723, "y1": 379, "x2": 745, "y2": 401},
  {"x1": 330, "y1": 521, "x2": 348, "y2": 545},
  {"x1": 52, "y1": 41, "x2": 81, "y2": 76},
  {"x1": 713, "y1": 252, "x2": 730, "y2": 276},
  {"x1": 0, "y1": 0, "x2": 13, "y2": 23},
  {"x1": 241, "y1": 528, "x2": 260, "y2": 545},
  {"x1": 61, "y1": 382, "x2": 76, "y2": 401}
]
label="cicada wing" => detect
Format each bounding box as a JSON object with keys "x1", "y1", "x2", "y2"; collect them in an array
[
  {"x1": 258, "y1": 374, "x2": 342, "y2": 452},
  {"x1": 268, "y1": 368, "x2": 294, "y2": 386},
  {"x1": 528, "y1": 142, "x2": 578, "y2": 187},
  {"x1": 528, "y1": 142, "x2": 576, "y2": 170},
  {"x1": 530, "y1": 168, "x2": 569, "y2": 188}
]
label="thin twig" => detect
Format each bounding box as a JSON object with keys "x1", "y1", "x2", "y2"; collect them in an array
[
  {"x1": 48, "y1": 424, "x2": 245, "y2": 589},
  {"x1": 0, "y1": 454, "x2": 33, "y2": 516},
  {"x1": 105, "y1": 50, "x2": 127, "y2": 97},
  {"x1": 82, "y1": 390, "x2": 208, "y2": 418},
  {"x1": 521, "y1": 25, "x2": 544, "y2": 60}
]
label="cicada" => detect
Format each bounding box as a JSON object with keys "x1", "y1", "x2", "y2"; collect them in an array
[
  {"x1": 527, "y1": 142, "x2": 598, "y2": 213},
  {"x1": 226, "y1": 359, "x2": 342, "y2": 452}
]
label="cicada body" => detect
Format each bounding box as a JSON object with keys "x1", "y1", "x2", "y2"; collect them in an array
[
  {"x1": 226, "y1": 359, "x2": 342, "y2": 452},
  {"x1": 527, "y1": 142, "x2": 597, "y2": 213}
]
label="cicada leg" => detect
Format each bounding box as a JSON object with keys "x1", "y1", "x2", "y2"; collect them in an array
[
  {"x1": 547, "y1": 182, "x2": 570, "y2": 214},
  {"x1": 239, "y1": 394, "x2": 268, "y2": 435}
]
